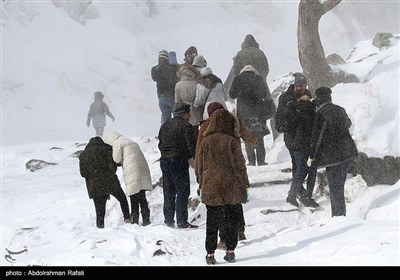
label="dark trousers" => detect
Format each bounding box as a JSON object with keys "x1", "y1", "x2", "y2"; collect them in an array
[
  {"x1": 206, "y1": 204, "x2": 241, "y2": 254},
  {"x1": 288, "y1": 150, "x2": 317, "y2": 198},
  {"x1": 245, "y1": 134, "x2": 265, "y2": 165},
  {"x1": 219, "y1": 204, "x2": 245, "y2": 241},
  {"x1": 93, "y1": 196, "x2": 108, "y2": 228},
  {"x1": 326, "y1": 161, "x2": 350, "y2": 217},
  {"x1": 160, "y1": 158, "x2": 190, "y2": 227},
  {"x1": 110, "y1": 184, "x2": 130, "y2": 220},
  {"x1": 130, "y1": 190, "x2": 150, "y2": 224}
]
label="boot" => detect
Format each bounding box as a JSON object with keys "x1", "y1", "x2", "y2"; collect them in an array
[
  {"x1": 286, "y1": 195, "x2": 299, "y2": 207},
  {"x1": 298, "y1": 194, "x2": 319, "y2": 208}
]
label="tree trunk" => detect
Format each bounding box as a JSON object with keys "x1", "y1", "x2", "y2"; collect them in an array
[{"x1": 297, "y1": 0, "x2": 341, "y2": 94}]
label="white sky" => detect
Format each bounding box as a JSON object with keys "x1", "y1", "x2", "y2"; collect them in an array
[{"x1": 1, "y1": 1, "x2": 399, "y2": 267}]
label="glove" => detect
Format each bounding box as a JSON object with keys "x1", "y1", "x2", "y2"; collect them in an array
[
  {"x1": 112, "y1": 116, "x2": 115, "y2": 122},
  {"x1": 86, "y1": 120, "x2": 90, "y2": 127},
  {"x1": 307, "y1": 157, "x2": 314, "y2": 167}
]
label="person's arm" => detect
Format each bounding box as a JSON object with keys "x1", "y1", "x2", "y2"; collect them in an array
[{"x1": 102, "y1": 102, "x2": 115, "y2": 121}]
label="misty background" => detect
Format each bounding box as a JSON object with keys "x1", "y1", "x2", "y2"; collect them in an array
[{"x1": 2, "y1": 0, "x2": 399, "y2": 146}]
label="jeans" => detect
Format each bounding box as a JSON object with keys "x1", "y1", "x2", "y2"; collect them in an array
[
  {"x1": 326, "y1": 161, "x2": 350, "y2": 217},
  {"x1": 160, "y1": 158, "x2": 190, "y2": 227},
  {"x1": 158, "y1": 96, "x2": 175, "y2": 125},
  {"x1": 288, "y1": 150, "x2": 317, "y2": 198},
  {"x1": 245, "y1": 134, "x2": 265, "y2": 165}
]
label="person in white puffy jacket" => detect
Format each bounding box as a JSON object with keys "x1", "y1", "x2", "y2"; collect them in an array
[{"x1": 104, "y1": 131, "x2": 153, "y2": 226}]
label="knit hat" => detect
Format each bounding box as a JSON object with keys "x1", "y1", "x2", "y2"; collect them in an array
[
  {"x1": 207, "y1": 102, "x2": 224, "y2": 117},
  {"x1": 293, "y1": 72, "x2": 307, "y2": 86},
  {"x1": 168, "y1": 51, "x2": 178, "y2": 65},
  {"x1": 159, "y1": 49, "x2": 169, "y2": 61},
  {"x1": 315, "y1": 87, "x2": 332, "y2": 98},
  {"x1": 193, "y1": 55, "x2": 207, "y2": 68},
  {"x1": 200, "y1": 67, "x2": 213, "y2": 77},
  {"x1": 173, "y1": 103, "x2": 191, "y2": 116}
]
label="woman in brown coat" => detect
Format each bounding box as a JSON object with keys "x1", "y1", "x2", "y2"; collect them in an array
[{"x1": 197, "y1": 109, "x2": 249, "y2": 264}]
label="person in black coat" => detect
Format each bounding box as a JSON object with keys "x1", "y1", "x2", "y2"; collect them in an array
[
  {"x1": 158, "y1": 103, "x2": 198, "y2": 229},
  {"x1": 308, "y1": 87, "x2": 358, "y2": 217},
  {"x1": 79, "y1": 137, "x2": 131, "y2": 228},
  {"x1": 151, "y1": 49, "x2": 179, "y2": 125},
  {"x1": 275, "y1": 73, "x2": 319, "y2": 207},
  {"x1": 229, "y1": 65, "x2": 269, "y2": 166}
]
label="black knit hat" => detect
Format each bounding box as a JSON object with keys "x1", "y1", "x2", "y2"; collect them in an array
[
  {"x1": 315, "y1": 87, "x2": 332, "y2": 97},
  {"x1": 294, "y1": 72, "x2": 307, "y2": 86},
  {"x1": 173, "y1": 103, "x2": 191, "y2": 116}
]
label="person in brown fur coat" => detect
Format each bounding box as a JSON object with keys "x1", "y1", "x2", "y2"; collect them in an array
[{"x1": 197, "y1": 109, "x2": 250, "y2": 265}]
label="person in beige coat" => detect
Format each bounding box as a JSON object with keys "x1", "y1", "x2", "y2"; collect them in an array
[
  {"x1": 104, "y1": 131, "x2": 152, "y2": 226},
  {"x1": 198, "y1": 109, "x2": 249, "y2": 264}
]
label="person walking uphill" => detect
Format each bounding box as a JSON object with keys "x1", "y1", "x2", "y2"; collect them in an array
[
  {"x1": 229, "y1": 65, "x2": 269, "y2": 166},
  {"x1": 79, "y1": 136, "x2": 131, "y2": 228},
  {"x1": 308, "y1": 87, "x2": 358, "y2": 217},
  {"x1": 151, "y1": 49, "x2": 179, "y2": 125},
  {"x1": 197, "y1": 109, "x2": 249, "y2": 264},
  {"x1": 104, "y1": 131, "x2": 153, "y2": 226},
  {"x1": 158, "y1": 103, "x2": 198, "y2": 229},
  {"x1": 86, "y1": 91, "x2": 115, "y2": 137}
]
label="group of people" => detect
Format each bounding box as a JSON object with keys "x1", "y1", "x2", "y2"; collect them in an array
[
  {"x1": 81, "y1": 33, "x2": 359, "y2": 265},
  {"x1": 79, "y1": 132, "x2": 153, "y2": 228},
  {"x1": 275, "y1": 73, "x2": 358, "y2": 217}
]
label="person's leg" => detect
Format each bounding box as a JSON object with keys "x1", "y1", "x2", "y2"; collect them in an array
[
  {"x1": 95, "y1": 127, "x2": 104, "y2": 137},
  {"x1": 93, "y1": 196, "x2": 108, "y2": 228},
  {"x1": 306, "y1": 161, "x2": 318, "y2": 198},
  {"x1": 326, "y1": 162, "x2": 350, "y2": 217},
  {"x1": 244, "y1": 142, "x2": 256, "y2": 166},
  {"x1": 129, "y1": 194, "x2": 140, "y2": 224},
  {"x1": 237, "y1": 204, "x2": 246, "y2": 240},
  {"x1": 160, "y1": 159, "x2": 176, "y2": 226},
  {"x1": 223, "y1": 204, "x2": 241, "y2": 262},
  {"x1": 158, "y1": 96, "x2": 174, "y2": 125},
  {"x1": 287, "y1": 151, "x2": 306, "y2": 205},
  {"x1": 138, "y1": 190, "x2": 151, "y2": 226},
  {"x1": 255, "y1": 134, "x2": 266, "y2": 165},
  {"x1": 171, "y1": 159, "x2": 191, "y2": 227},
  {"x1": 110, "y1": 183, "x2": 130, "y2": 220},
  {"x1": 205, "y1": 205, "x2": 221, "y2": 254}
]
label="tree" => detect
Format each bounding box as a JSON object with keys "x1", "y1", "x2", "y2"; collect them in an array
[{"x1": 297, "y1": 0, "x2": 342, "y2": 94}]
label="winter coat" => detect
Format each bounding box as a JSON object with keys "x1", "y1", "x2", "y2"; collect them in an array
[
  {"x1": 229, "y1": 70, "x2": 269, "y2": 135},
  {"x1": 158, "y1": 116, "x2": 196, "y2": 161},
  {"x1": 151, "y1": 59, "x2": 179, "y2": 98},
  {"x1": 275, "y1": 85, "x2": 313, "y2": 151},
  {"x1": 194, "y1": 113, "x2": 257, "y2": 177},
  {"x1": 79, "y1": 137, "x2": 118, "y2": 199},
  {"x1": 233, "y1": 34, "x2": 269, "y2": 81},
  {"x1": 104, "y1": 132, "x2": 152, "y2": 196},
  {"x1": 175, "y1": 64, "x2": 203, "y2": 126},
  {"x1": 87, "y1": 91, "x2": 115, "y2": 129},
  {"x1": 310, "y1": 101, "x2": 358, "y2": 168},
  {"x1": 194, "y1": 74, "x2": 227, "y2": 119},
  {"x1": 198, "y1": 109, "x2": 249, "y2": 206}
]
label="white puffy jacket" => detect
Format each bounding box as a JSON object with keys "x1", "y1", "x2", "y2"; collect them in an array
[{"x1": 104, "y1": 132, "x2": 152, "y2": 195}]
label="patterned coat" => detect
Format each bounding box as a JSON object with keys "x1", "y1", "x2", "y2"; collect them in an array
[
  {"x1": 79, "y1": 137, "x2": 118, "y2": 199},
  {"x1": 198, "y1": 109, "x2": 249, "y2": 206}
]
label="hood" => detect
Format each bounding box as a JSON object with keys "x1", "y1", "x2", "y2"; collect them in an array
[
  {"x1": 241, "y1": 34, "x2": 259, "y2": 49},
  {"x1": 104, "y1": 131, "x2": 122, "y2": 145},
  {"x1": 204, "y1": 109, "x2": 240, "y2": 138},
  {"x1": 94, "y1": 91, "x2": 104, "y2": 101}
]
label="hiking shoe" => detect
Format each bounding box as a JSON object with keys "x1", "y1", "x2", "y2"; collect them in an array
[
  {"x1": 178, "y1": 223, "x2": 198, "y2": 229},
  {"x1": 247, "y1": 162, "x2": 256, "y2": 166},
  {"x1": 298, "y1": 195, "x2": 319, "y2": 208},
  {"x1": 165, "y1": 223, "x2": 174, "y2": 228},
  {"x1": 224, "y1": 252, "x2": 236, "y2": 263},
  {"x1": 238, "y1": 231, "x2": 247, "y2": 241},
  {"x1": 217, "y1": 240, "x2": 227, "y2": 250},
  {"x1": 258, "y1": 162, "x2": 268, "y2": 166},
  {"x1": 286, "y1": 195, "x2": 299, "y2": 207},
  {"x1": 142, "y1": 220, "x2": 151, "y2": 226},
  {"x1": 206, "y1": 254, "x2": 216, "y2": 265}
]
